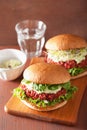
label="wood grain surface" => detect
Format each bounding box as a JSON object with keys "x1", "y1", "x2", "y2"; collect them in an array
[{"x1": 4, "y1": 58, "x2": 87, "y2": 125}]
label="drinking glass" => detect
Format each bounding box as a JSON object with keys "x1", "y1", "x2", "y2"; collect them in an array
[{"x1": 15, "y1": 20, "x2": 47, "y2": 59}]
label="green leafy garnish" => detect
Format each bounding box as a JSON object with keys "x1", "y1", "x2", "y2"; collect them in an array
[
  {"x1": 13, "y1": 83, "x2": 77, "y2": 107},
  {"x1": 62, "y1": 82, "x2": 71, "y2": 90},
  {"x1": 48, "y1": 84, "x2": 60, "y2": 90},
  {"x1": 68, "y1": 67, "x2": 85, "y2": 76},
  {"x1": 21, "y1": 79, "x2": 30, "y2": 84},
  {"x1": 13, "y1": 87, "x2": 27, "y2": 100},
  {"x1": 31, "y1": 82, "x2": 72, "y2": 92},
  {"x1": 33, "y1": 83, "x2": 47, "y2": 92}
]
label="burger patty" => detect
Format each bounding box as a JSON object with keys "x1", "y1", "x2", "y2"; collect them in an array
[
  {"x1": 21, "y1": 85, "x2": 66, "y2": 101},
  {"x1": 46, "y1": 55, "x2": 87, "y2": 69}
]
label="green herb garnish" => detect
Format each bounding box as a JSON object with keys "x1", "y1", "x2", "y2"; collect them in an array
[{"x1": 68, "y1": 67, "x2": 86, "y2": 76}]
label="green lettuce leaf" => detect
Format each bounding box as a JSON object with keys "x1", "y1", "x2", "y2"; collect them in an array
[
  {"x1": 13, "y1": 84, "x2": 77, "y2": 107},
  {"x1": 68, "y1": 67, "x2": 86, "y2": 76},
  {"x1": 33, "y1": 83, "x2": 47, "y2": 92},
  {"x1": 21, "y1": 79, "x2": 73, "y2": 93},
  {"x1": 13, "y1": 87, "x2": 27, "y2": 100}
]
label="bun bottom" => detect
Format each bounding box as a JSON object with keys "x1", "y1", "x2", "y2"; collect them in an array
[
  {"x1": 71, "y1": 71, "x2": 87, "y2": 79},
  {"x1": 21, "y1": 100, "x2": 67, "y2": 111}
]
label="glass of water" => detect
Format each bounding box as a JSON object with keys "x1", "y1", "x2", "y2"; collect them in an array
[{"x1": 15, "y1": 20, "x2": 47, "y2": 59}]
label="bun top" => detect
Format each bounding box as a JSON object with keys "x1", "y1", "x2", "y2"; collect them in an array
[
  {"x1": 23, "y1": 63, "x2": 70, "y2": 84},
  {"x1": 45, "y1": 34, "x2": 87, "y2": 50}
]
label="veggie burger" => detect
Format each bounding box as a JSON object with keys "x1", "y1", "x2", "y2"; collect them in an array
[
  {"x1": 13, "y1": 63, "x2": 77, "y2": 111},
  {"x1": 45, "y1": 34, "x2": 87, "y2": 79}
]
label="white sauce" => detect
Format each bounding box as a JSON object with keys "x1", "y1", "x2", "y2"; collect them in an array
[
  {"x1": 47, "y1": 47, "x2": 87, "y2": 63},
  {"x1": 22, "y1": 82, "x2": 62, "y2": 94},
  {"x1": 0, "y1": 59, "x2": 22, "y2": 69}
]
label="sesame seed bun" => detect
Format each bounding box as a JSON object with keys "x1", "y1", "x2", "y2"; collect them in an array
[
  {"x1": 45, "y1": 34, "x2": 87, "y2": 50},
  {"x1": 23, "y1": 63, "x2": 70, "y2": 84}
]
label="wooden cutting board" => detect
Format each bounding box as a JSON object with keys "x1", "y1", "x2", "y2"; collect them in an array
[
  {"x1": 4, "y1": 76, "x2": 87, "y2": 125},
  {"x1": 4, "y1": 57, "x2": 87, "y2": 125}
]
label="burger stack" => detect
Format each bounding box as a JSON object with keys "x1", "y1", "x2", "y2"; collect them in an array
[
  {"x1": 13, "y1": 33, "x2": 87, "y2": 111},
  {"x1": 45, "y1": 34, "x2": 87, "y2": 79},
  {"x1": 13, "y1": 63, "x2": 77, "y2": 111}
]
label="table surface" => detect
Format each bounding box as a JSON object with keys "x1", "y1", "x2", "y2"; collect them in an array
[{"x1": 0, "y1": 0, "x2": 87, "y2": 130}]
